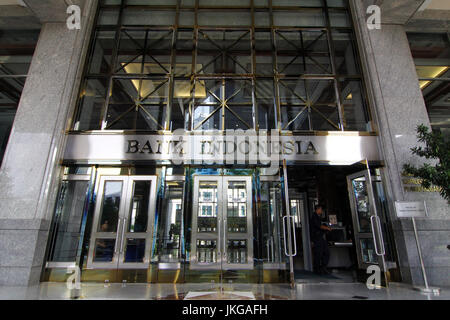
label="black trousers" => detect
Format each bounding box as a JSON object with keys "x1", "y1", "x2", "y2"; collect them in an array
[{"x1": 312, "y1": 237, "x2": 330, "y2": 271}]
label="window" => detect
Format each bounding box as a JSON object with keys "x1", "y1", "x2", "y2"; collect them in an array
[
  {"x1": 0, "y1": 29, "x2": 40, "y2": 166},
  {"x1": 408, "y1": 32, "x2": 450, "y2": 138},
  {"x1": 73, "y1": 0, "x2": 371, "y2": 133}
]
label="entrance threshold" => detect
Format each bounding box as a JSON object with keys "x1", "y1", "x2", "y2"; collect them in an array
[{"x1": 184, "y1": 291, "x2": 255, "y2": 300}]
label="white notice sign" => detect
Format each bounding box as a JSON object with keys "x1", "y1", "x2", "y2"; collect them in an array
[{"x1": 395, "y1": 201, "x2": 428, "y2": 218}]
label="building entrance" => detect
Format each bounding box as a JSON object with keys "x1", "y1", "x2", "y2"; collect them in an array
[
  {"x1": 87, "y1": 176, "x2": 157, "y2": 270},
  {"x1": 189, "y1": 175, "x2": 254, "y2": 284},
  {"x1": 285, "y1": 165, "x2": 398, "y2": 286}
]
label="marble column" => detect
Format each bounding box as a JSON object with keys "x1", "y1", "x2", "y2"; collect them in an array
[
  {"x1": 0, "y1": 0, "x2": 97, "y2": 286},
  {"x1": 351, "y1": 0, "x2": 450, "y2": 286}
]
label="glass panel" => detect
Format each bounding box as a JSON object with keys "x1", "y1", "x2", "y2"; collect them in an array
[
  {"x1": 197, "y1": 181, "x2": 218, "y2": 232},
  {"x1": 49, "y1": 180, "x2": 89, "y2": 262},
  {"x1": 332, "y1": 31, "x2": 360, "y2": 75},
  {"x1": 122, "y1": 9, "x2": 176, "y2": 26},
  {"x1": 74, "y1": 78, "x2": 108, "y2": 130},
  {"x1": 260, "y1": 182, "x2": 285, "y2": 264},
  {"x1": 154, "y1": 181, "x2": 184, "y2": 263},
  {"x1": 198, "y1": 12, "x2": 251, "y2": 27},
  {"x1": 127, "y1": 180, "x2": 150, "y2": 233},
  {"x1": 327, "y1": 0, "x2": 347, "y2": 7},
  {"x1": 124, "y1": 238, "x2": 146, "y2": 263},
  {"x1": 273, "y1": 0, "x2": 322, "y2": 6},
  {"x1": 273, "y1": 11, "x2": 325, "y2": 27},
  {"x1": 87, "y1": 30, "x2": 115, "y2": 74},
  {"x1": 199, "y1": 0, "x2": 250, "y2": 6},
  {"x1": 196, "y1": 240, "x2": 217, "y2": 263},
  {"x1": 329, "y1": 11, "x2": 351, "y2": 27},
  {"x1": 196, "y1": 30, "x2": 251, "y2": 74},
  {"x1": 256, "y1": 80, "x2": 276, "y2": 130},
  {"x1": 227, "y1": 240, "x2": 248, "y2": 264},
  {"x1": 360, "y1": 238, "x2": 377, "y2": 264},
  {"x1": 93, "y1": 239, "x2": 115, "y2": 262},
  {"x1": 98, "y1": 181, "x2": 123, "y2": 232},
  {"x1": 254, "y1": 31, "x2": 273, "y2": 75},
  {"x1": 226, "y1": 181, "x2": 247, "y2": 233},
  {"x1": 340, "y1": 79, "x2": 371, "y2": 131},
  {"x1": 303, "y1": 30, "x2": 331, "y2": 75},
  {"x1": 351, "y1": 177, "x2": 372, "y2": 233},
  {"x1": 290, "y1": 199, "x2": 302, "y2": 226}
]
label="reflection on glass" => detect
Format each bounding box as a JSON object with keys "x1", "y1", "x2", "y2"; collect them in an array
[
  {"x1": 351, "y1": 177, "x2": 371, "y2": 233},
  {"x1": 93, "y1": 239, "x2": 115, "y2": 262},
  {"x1": 197, "y1": 181, "x2": 218, "y2": 232},
  {"x1": 197, "y1": 240, "x2": 217, "y2": 263},
  {"x1": 98, "y1": 181, "x2": 123, "y2": 232},
  {"x1": 227, "y1": 181, "x2": 247, "y2": 233},
  {"x1": 290, "y1": 199, "x2": 303, "y2": 226},
  {"x1": 360, "y1": 239, "x2": 377, "y2": 264},
  {"x1": 227, "y1": 240, "x2": 247, "y2": 264},
  {"x1": 124, "y1": 238, "x2": 146, "y2": 263},
  {"x1": 127, "y1": 180, "x2": 150, "y2": 233},
  {"x1": 260, "y1": 182, "x2": 285, "y2": 264},
  {"x1": 155, "y1": 181, "x2": 184, "y2": 262},
  {"x1": 49, "y1": 180, "x2": 89, "y2": 262}
]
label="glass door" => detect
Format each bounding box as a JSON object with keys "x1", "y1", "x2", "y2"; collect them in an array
[
  {"x1": 347, "y1": 171, "x2": 387, "y2": 272},
  {"x1": 190, "y1": 176, "x2": 253, "y2": 271},
  {"x1": 223, "y1": 176, "x2": 253, "y2": 270},
  {"x1": 87, "y1": 176, "x2": 157, "y2": 269},
  {"x1": 260, "y1": 178, "x2": 288, "y2": 272},
  {"x1": 190, "y1": 178, "x2": 222, "y2": 270}
]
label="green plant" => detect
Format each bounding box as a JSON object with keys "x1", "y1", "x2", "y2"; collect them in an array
[{"x1": 403, "y1": 124, "x2": 450, "y2": 202}]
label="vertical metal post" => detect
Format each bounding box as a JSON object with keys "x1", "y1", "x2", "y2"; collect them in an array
[
  {"x1": 412, "y1": 216, "x2": 429, "y2": 289},
  {"x1": 411, "y1": 203, "x2": 440, "y2": 294},
  {"x1": 282, "y1": 159, "x2": 295, "y2": 288}
]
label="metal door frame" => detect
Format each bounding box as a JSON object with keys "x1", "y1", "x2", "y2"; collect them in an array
[
  {"x1": 222, "y1": 176, "x2": 253, "y2": 270},
  {"x1": 347, "y1": 170, "x2": 387, "y2": 271},
  {"x1": 118, "y1": 176, "x2": 157, "y2": 269},
  {"x1": 87, "y1": 176, "x2": 129, "y2": 269},
  {"x1": 87, "y1": 175, "x2": 157, "y2": 269},
  {"x1": 190, "y1": 176, "x2": 224, "y2": 270},
  {"x1": 190, "y1": 175, "x2": 254, "y2": 271}
]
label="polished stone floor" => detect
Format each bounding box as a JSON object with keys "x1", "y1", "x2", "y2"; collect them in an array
[{"x1": 0, "y1": 282, "x2": 447, "y2": 300}]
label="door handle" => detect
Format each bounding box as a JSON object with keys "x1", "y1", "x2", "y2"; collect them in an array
[
  {"x1": 120, "y1": 218, "x2": 127, "y2": 254},
  {"x1": 114, "y1": 218, "x2": 122, "y2": 253},
  {"x1": 370, "y1": 215, "x2": 385, "y2": 256},
  {"x1": 283, "y1": 216, "x2": 297, "y2": 257},
  {"x1": 282, "y1": 216, "x2": 289, "y2": 257},
  {"x1": 375, "y1": 215, "x2": 385, "y2": 255},
  {"x1": 223, "y1": 219, "x2": 227, "y2": 259},
  {"x1": 290, "y1": 216, "x2": 297, "y2": 257}
]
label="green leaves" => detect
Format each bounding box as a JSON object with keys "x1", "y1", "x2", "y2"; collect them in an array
[{"x1": 402, "y1": 124, "x2": 450, "y2": 202}]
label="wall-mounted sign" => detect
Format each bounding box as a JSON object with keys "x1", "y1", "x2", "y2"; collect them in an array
[
  {"x1": 63, "y1": 131, "x2": 381, "y2": 165},
  {"x1": 394, "y1": 201, "x2": 428, "y2": 218}
]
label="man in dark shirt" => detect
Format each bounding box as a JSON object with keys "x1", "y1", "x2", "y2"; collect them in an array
[{"x1": 310, "y1": 205, "x2": 332, "y2": 275}]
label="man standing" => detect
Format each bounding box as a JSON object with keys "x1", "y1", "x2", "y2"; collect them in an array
[{"x1": 310, "y1": 205, "x2": 332, "y2": 275}]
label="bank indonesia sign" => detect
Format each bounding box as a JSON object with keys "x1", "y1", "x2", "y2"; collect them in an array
[{"x1": 64, "y1": 129, "x2": 380, "y2": 166}]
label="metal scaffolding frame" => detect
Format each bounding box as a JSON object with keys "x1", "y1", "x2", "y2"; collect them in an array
[{"x1": 72, "y1": 0, "x2": 373, "y2": 133}]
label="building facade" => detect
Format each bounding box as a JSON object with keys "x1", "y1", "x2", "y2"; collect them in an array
[{"x1": 0, "y1": 0, "x2": 448, "y2": 288}]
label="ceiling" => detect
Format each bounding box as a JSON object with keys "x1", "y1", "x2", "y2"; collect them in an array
[
  {"x1": 426, "y1": 0, "x2": 450, "y2": 10},
  {"x1": 0, "y1": 0, "x2": 25, "y2": 5}
]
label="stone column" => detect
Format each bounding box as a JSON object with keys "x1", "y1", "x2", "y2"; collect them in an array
[
  {"x1": 0, "y1": 0, "x2": 97, "y2": 286},
  {"x1": 351, "y1": 0, "x2": 450, "y2": 286}
]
